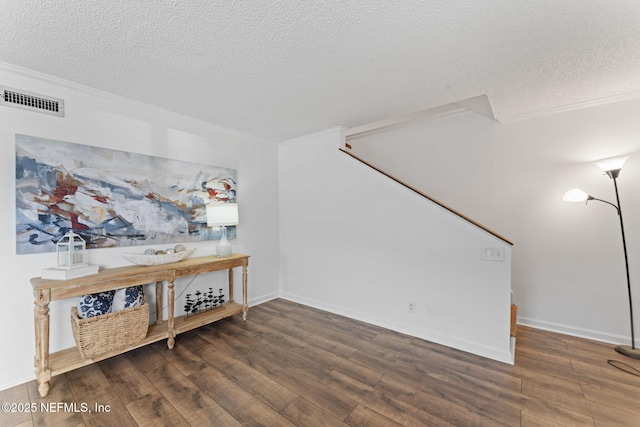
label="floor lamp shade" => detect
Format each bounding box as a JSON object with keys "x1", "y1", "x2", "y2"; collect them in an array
[
  {"x1": 206, "y1": 203, "x2": 239, "y2": 257},
  {"x1": 594, "y1": 155, "x2": 629, "y2": 175},
  {"x1": 562, "y1": 188, "x2": 590, "y2": 203}
]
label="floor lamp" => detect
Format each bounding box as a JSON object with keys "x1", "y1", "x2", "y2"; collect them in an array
[{"x1": 563, "y1": 155, "x2": 639, "y2": 359}]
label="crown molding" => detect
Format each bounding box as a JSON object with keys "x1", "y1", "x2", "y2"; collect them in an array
[
  {"x1": 497, "y1": 90, "x2": 640, "y2": 123},
  {"x1": 345, "y1": 105, "x2": 468, "y2": 141},
  {"x1": 279, "y1": 126, "x2": 346, "y2": 146}
]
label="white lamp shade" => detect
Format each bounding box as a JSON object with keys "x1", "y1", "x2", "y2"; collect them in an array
[
  {"x1": 594, "y1": 155, "x2": 629, "y2": 172},
  {"x1": 206, "y1": 203, "x2": 239, "y2": 227},
  {"x1": 563, "y1": 188, "x2": 590, "y2": 202}
]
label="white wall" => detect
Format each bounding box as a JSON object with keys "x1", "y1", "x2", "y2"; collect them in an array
[
  {"x1": 0, "y1": 63, "x2": 280, "y2": 390},
  {"x1": 279, "y1": 128, "x2": 514, "y2": 363},
  {"x1": 347, "y1": 99, "x2": 640, "y2": 344}
]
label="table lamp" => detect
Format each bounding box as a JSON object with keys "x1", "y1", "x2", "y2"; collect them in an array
[{"x1": 206, "y1": 203, "x2": 239, "y2": 258}]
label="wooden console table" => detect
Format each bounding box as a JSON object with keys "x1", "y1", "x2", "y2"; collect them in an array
[{"x1": 31, "y1": 253, "x2": 249, "y2": 397}]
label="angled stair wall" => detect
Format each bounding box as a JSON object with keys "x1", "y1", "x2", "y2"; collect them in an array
[{"x1": 279, "y1": 127, "x2": 515, "y2": 364}]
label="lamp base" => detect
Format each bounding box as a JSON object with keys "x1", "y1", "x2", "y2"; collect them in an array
[
  {"x1": 614, "y1": 345, "x2": 640, "y2": 359},
  {"x1": 215, "y1": 226, "x2": 232, "y2": 258}
]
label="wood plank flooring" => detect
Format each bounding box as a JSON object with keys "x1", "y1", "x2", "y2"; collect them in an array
[{"x1": 2, "y1": 298, "x2": 640, "y2": 426}]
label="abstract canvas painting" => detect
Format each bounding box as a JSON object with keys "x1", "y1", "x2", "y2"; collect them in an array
[{"x1": 15, "y1": 134, "x2": 236, "y2": 254}]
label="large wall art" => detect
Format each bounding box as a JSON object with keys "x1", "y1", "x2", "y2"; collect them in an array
[{"x1": 15, "y1": 134, "x2": 236, "y2": 254}]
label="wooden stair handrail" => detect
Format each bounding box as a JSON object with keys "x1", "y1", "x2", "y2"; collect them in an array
[{"x1": 339, "y1": 148, "x2": 514, "y2": 246}]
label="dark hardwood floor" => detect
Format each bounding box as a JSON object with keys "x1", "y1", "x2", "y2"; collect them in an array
[{"x1": 2, "y1": 298, "x2": 640, "y2": 426}]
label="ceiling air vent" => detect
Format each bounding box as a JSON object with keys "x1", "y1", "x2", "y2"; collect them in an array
[{"x1": 0, "y1": 85, "x2": 64, "y2": 117}]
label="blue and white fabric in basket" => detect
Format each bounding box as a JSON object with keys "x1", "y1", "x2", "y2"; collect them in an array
[
  {"x1": 76, "y1": 286, "x2": 144, "y2": 318},
  {"x1": 76, "y1": 291, "x2": 115, "y2": 319},
  {"x1": 111, "y1": 285, "x2": 144, "y2": 312}
]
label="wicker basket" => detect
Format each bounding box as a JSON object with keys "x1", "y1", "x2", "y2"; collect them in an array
[{"x1": 70, "y1": 303, "x2": 149, "y2": 359}]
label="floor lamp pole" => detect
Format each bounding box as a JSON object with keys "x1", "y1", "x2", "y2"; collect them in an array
[{"x1": 610, "y1": 173, "x2": 639, "y2": 358}]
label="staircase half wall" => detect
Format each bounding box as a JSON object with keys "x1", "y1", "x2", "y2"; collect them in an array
[{"x1": 279, "y1": 127, "x2": 515, "y2": 364}]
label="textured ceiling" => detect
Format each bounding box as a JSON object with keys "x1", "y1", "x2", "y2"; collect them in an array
[{"x1": 2, "y1": 1, "x2": 640, "y2": 142}]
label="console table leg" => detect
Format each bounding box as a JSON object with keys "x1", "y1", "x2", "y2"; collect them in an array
[
  {"x1": 242, "y1": 264, "x2": 248, "y2": 321},
  {"x1": 34, "y1": 289, "x2": 51, "y2": 397},
  {"x1": 167, "y1": 274, "x2": 176, "y2": 349},
  {"x1": 228, "y1": 268, "x2": 234, "y2": 303},
  {"x1": 155, "y1": 281, "x2": 163, "y2": 324}
]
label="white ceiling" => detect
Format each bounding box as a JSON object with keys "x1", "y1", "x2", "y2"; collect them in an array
[{"x1": 2, "y1": 1, "x2": 640, "y2": 142}]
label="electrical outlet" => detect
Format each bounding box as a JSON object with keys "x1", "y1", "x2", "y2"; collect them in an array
[{"x1": 408, "y1": 301, "x2": 416, "y2": 313}]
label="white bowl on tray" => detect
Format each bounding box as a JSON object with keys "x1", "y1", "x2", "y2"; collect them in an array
[{"x1": 121, "y1": 248, "x2": 196, "y2": 266}]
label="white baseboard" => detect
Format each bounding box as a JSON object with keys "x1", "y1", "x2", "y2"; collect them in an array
[
  {"x1": 279, "y1": 292, "x2": 515, "y2": 365},
  {"x1": 248, "y1": 292, "x2": 280, "y2": 307},
  {"x1": 0, "y1": 372, "x2": 35, "y2": 393},
  {"x1": 517, "y1": 316, "x2": 630, "y2": 345}
]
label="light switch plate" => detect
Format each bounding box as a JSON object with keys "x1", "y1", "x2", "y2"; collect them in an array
[{"x1": 481, "y1": 247, "x2": 504, "y2": 262}]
